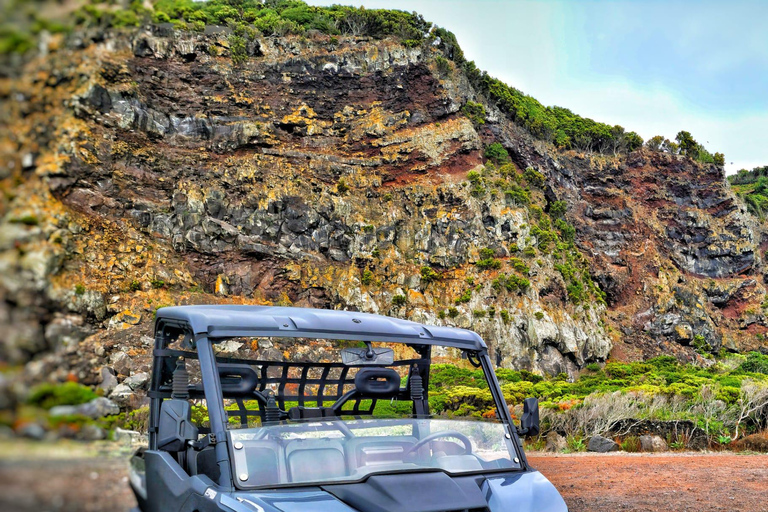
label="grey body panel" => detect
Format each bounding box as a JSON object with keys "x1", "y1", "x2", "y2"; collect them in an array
[{"x1": 155, "y1": 305, "x2": 485, "y2": 350}]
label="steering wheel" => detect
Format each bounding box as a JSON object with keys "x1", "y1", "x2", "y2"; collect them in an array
[{"x1": 403, "y1": 431, "x2": 473, "y2": 457}]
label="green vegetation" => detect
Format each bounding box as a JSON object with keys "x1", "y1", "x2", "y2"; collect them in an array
[
  {"x1": 28, "y1": 382, "x2": 98, "y2": 410},
  {"x1": 492, "y1": 273, "x2": 530, "y2": 294},
  {"x1": 72, "y1": 0, "x2": 431, "y2": 43},
  {"x1": 727, "y1": 166, "x2": 768, "y2": 218},
  {"x1": 475, "y1": 248, "x2": 501, "y2": 270},
  {"x1": 454, "y1": 288, "x2": 472, "y2": 304},
  {"x1": 9, "y1": 215, "x2": 39, "y2": 226},
  {"x1": 483, "y1": 143, "x2": 509, "y2": 165},
  {"x1": 429, "y1": 353, "x2": 768, "y2": 444},
  {"x1": 336, "y1": 178, "x2": 349, "y2": 194},
  {"x1": 391, "y1": 294, "x2": 406, "y2": 306},
  {"x1": 361, "y1": 269, "x2": 374, "y2": 286},
  {"x1": 461, "y1": 101, "x2": 486, "y2": 125},
  {"x1": 420, "y1": 265, "x2": 440, "y2": 284}
]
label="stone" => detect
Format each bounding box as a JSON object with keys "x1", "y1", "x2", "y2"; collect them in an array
[
  {"x1": 99, "y1": 367, "x2": 118, "y2": 394},
  {"x1": 545, "y1": 431, "x2": 567, "y2": 452},
  {"x1": 79, "y1": 397, "x2": 120, "y2": 418},
  {"x1": 640, "y1": 435, "x2": 668, "y2": 452},
  {"x1": 115, "y1": 427, "x2": 144, "y2": 445},
  {"x1": 0, "y1": 425, "x2": 15, "y2": 439},
  {"x1": 217, "y1": 339, "x2": 243, "y2": 354},
  {"x1": 18, "y1": 423, "x2": 46, "y2": 440},
  {"x1": 110, "y1": 351, "x2": 134, "y2": 376},
  {"x1": 587, "y1": 435, "x2": 619, "y2": 453},
  {"x1": 108, "y1": 310, "x2": 142, "y2": 330},
  {"x1": 124, "y1": 372, "x2": 150, "y2": 391},
  {"x1": 109, "y1": 383, "x2": 134, "y2": 406},
  {"x1": 50, "y1": 397, "x2": 119, "y2": 419},
  {"x1": 44, "y1": 314, "x2": 94, "y2": 350},
  {"x1": 79, "y1": 424, "x2": 106, "y2": 441}
]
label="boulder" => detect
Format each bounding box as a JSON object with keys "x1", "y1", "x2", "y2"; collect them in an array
[
  {"x1": 110, "y1": 351, "x2": 135, "y2": 376},
  {"x1": 588, "y1": 435, "x2": 619, "y2": 453},
  {"x1": 545, "y1": 431, "x2": 567, "y2": 452},
  {"x1": 98, "y1": 366, "x2": 118, "y2": 394},
  {"x1": 78, "y1": 424, "x2": 106, "y2": 441},
  {"x1": 124, "y1": 372, "x2": 150, "y2": 391},
  {"x1": 640, "y1": 435, "x2": 668, "y2": 452},
  {"x1": 49, "y1": 397, "x2": 119, "y2": 419},
  {"x1": 18, "y1": 423, "x2": 46, "y2": 440},
  {"x1": 109, "y1": 383, "x2": 134, "y2": 406}
]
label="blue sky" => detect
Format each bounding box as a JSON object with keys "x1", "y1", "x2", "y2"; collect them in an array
[{"x1": 306, "y1": 0, "x2": 767, "y2": 172}]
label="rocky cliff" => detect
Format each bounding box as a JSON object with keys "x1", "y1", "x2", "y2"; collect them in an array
[{"x1": 0, "y1": 25, "x2": 766, "y2": 398}]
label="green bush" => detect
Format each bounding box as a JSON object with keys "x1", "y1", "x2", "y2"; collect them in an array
[
  {"x1": 28, "y1": 382, "x2": 98, "y2": 410},
  {"x1": 361, "y1": 269, "x2": 374, "y2": 286},
  {"x1": 229, "y1": 33, "x2": 248, "y2": 65},
  {"x1": 420, "y1": 266, "x2": 440, "y2": 284},
  {"x1": 738, "y1": 352, "x2": 768, "y2": 374},
  {"x1": 462, "y1": 101, "x2": 486, "y2": 125},
  {"x1": 454, "y1": 289, "x2": 472, "y2": 304},
  {"x1": 484, "y1": 143, "x2": 509, "y2": 164},
  {"x1": 524, "y1": 167, "x2": 545, "y2": 187},
  {"x1": 391, "y1": 294, "x2": 406, "y2": 306}
]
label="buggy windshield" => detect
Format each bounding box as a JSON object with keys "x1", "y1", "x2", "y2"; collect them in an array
[
  {"x1": 152, "y1": 331, "x2": 524, "y2": 488},
  {"x1": 230, "y1": 418, "x2": 520, "y2": 487}
]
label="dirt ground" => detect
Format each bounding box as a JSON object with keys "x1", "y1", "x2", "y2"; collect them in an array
[{"x1": 0, "y1": 441, "x2": 766, "y2": 512}]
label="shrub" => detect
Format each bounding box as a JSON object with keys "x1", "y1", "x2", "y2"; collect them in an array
[
  {"x1": 151, "y1": 279, "x2": 165, "y2": 289},
  {"x1": 129, "y1": 280, "x2": 141, "y2": 292},
  {"x1": 434, "y1": 55, "x2": 452, "y2": 75},
  {"x1": 454, "y1": 289, "x2": 472, "y2": 304},
  {"x1": 621, "y1": 436, "x2": 641, "y2": 452},
  {"x1": 447, "y1": 307, "x2": 459, "y2": 318},
  {"x1": 484, "y1": 143, "x2": 509, "y2": 164},
  {"x1": 336, "y1": 178, "x2": 349, "y2": 194},
  {"x1": 524, "y1": 167, "x2": 546, "y2": 187},
  {"x1": 391, "y1": 294, "x2": 406, "y2": 306},
  {"x1": 74, "y1": 284, "x2": 86, "y2": 295},
  {"x1": 549, "y1": 200, "x2": 567, "y2": 218},
  {"x1": 420, "y1": 266, "x2": 440, "y2": 284},
  {"x1": 361, "y1": 269, "x2": 374, "y2": 286},
  {"x1": 738, "y1": 352, "x2": 768, "y2": 374},
  {"x1": 510, "y1": 257, "x2": 530, "y2": 275},
  {"x1": 28, "y1": 382, "x2": 98, "y2": 410},
  {"x1": 9, "y1": 215, "x2": 39, "y2": 226},
  {"x1": 229, "y1": 33, "x2": 248, "y2": 65},
  {"x1": 462, "y1": 101, "x2": 486, "y2": 125}
]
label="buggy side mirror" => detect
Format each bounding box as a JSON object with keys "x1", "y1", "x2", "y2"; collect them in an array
[{"x1": 519, "y1": 397, "x2": 540, "y2": 438}]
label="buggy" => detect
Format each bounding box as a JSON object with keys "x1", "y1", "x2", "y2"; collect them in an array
[{"x1": 129, "y1": 305, "x2": 567, "y2": 512}]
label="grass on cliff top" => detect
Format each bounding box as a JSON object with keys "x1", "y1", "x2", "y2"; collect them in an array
[{"x1": 3, "y1": 0, "x2": 725, "y2": 164}]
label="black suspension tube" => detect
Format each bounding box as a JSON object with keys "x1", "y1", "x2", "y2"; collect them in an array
[{"x1": 148, "y1": 329, "x2": 167, "y2": 451}]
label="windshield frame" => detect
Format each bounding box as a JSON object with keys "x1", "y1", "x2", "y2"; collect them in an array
[{"x1": 148, "y1": 330, "x2": 531, "y2": 490}]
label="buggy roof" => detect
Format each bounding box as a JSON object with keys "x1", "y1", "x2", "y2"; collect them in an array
[{"x1": 155, "y1": 305, "x2": 486, "y2": 350}]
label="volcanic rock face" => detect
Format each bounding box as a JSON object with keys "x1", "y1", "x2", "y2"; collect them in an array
[{"x1": 0, "y1": 27, "x2": 765, "y2": 389}]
